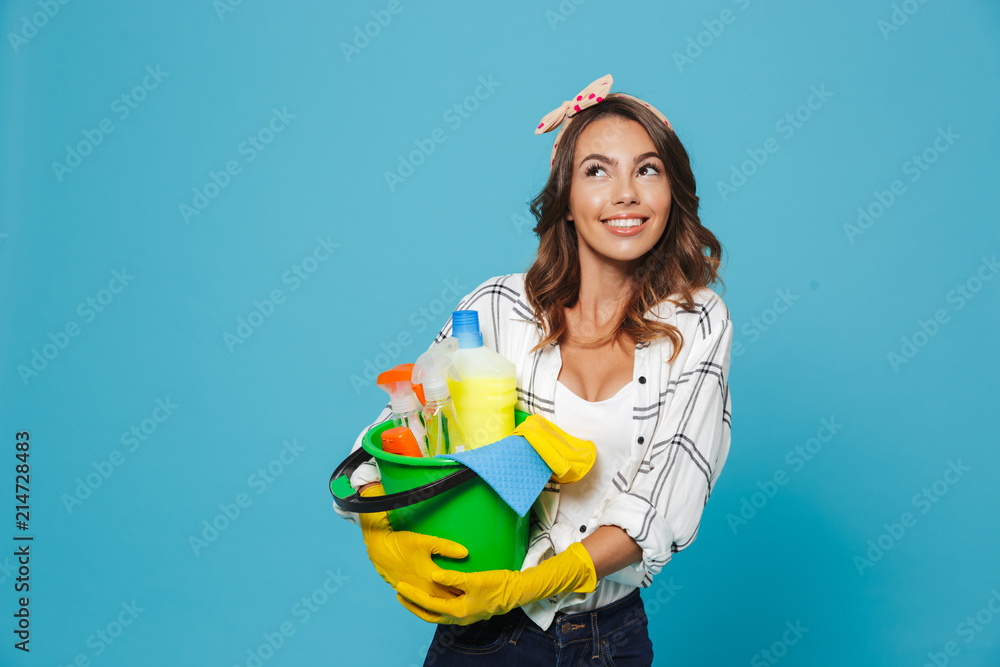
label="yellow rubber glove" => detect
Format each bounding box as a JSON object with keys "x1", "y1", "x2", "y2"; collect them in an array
[
  {"x1": 395, "y1": 542, "x2": 597, "y2": 625},
  {"x1": 358, "y1": 484, "x2": 468, "y2": 599},
  {"x1": 512, "y1": 414, "x2": 597, "y2": 484}
]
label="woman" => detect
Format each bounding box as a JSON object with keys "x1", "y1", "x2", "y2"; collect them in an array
[{"x1": 336, "y1": 74, "x2": 732, "y2": 665}]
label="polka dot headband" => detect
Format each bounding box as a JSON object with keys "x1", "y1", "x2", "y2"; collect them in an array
[{"x1": 534, "y1": 74, "x2": 673, "y2": 170}]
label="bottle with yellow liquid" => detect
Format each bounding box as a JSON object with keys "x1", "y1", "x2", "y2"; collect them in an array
[{"x1": 446, "y1": 310, "x2": 517, "y2": 450}]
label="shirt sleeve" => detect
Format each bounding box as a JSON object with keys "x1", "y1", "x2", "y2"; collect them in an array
[
  {"x1": 331, "y1": 276, "x2": 498, "y2": 526},
  {"x1": 598, "y1": 295, "x2": 733, "y2": 587}
]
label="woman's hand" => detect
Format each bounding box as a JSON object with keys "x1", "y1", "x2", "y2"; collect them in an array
[
  {"x1": 359, "y1": 484, "x2": 468, "y2": 599},
  {"x1": 395, "y1": 542, "x2": 597, "y2": 625},
  {"x1": 512, "y1": 414, "x2": 597, "y2": 484}
]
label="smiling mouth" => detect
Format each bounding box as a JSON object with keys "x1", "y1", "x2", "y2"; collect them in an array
[{"x1": 601, "y1": 217, "x2": 648, "y2": 229}]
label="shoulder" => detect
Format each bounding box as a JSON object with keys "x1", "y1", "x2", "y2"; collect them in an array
[
  {"x1": 457, "y1": 273, "x2": 533, "y2": 321},
  {"x1": 648, "y1": 286, "x2": 731, "y2": 342},
  {"x1": 447, "y1": 274, "x2": 532, "y2": 352},
  {"x1": 687, "y1": 287, "x2": 731, "y2": 327},
  {"x1": 462, "y1": 272, "x2": 526, "y2": 298}
]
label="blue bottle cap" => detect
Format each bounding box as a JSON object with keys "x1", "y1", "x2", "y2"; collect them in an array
[{"x1": 452, "y1": 310, "x2": 483, "y2": 349}]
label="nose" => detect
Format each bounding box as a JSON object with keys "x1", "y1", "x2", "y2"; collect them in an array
[{"x1": 612, "y1": 173, "x2": 638, "y2": 206}]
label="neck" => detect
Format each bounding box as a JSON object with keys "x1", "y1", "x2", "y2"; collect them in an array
[{"x1": 569, "y1": 242, "x2": 636, "y2": 340}]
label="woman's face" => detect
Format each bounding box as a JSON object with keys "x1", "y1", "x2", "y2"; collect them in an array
[{"x1": 566, "y1": 116, "x2": 671, "y2": 267}]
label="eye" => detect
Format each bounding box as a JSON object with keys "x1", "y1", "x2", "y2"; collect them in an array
[
  {"x1": 638, "y1": 161, "x2": 661, "y2": 176},
  {"x1": 584, "y1": 162, "x2": 607, "y2": 177}
]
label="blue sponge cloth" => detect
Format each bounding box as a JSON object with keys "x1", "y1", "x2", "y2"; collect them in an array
[{"x1": 436, "y1": 435, "x2": 551, "y2": 518}]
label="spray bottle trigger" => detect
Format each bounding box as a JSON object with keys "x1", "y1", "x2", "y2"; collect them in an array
[{"x1": 413, "y1": 337, "x2": 462, "y2": 401}]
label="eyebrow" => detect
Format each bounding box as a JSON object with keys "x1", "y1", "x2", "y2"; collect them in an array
[{"x1": 579, "y1": 151, "x2": 661, "y2": 167}]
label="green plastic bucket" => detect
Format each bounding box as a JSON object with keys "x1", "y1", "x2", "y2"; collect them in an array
[{"x1": 330, "y1": 409, "x2": 530, "y2": 573}]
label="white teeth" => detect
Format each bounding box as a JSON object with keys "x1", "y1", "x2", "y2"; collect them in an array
[{"x1": 602, "y1": 218, "x2": 647, "y2": 229}]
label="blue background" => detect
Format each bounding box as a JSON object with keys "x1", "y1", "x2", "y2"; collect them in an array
[{"x1": 2, "y1": 1, "x2": 999, "y2": 665}]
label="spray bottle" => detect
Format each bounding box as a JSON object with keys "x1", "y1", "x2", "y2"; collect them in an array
[
  {"x1": 376, "y1": 364, "x2": 429, "y2": 457},
  {"x1": 412, "y1": 337, "x2": 469, "y2": 456},
  {"x1": 448, "y1": 310, "x2": 517, "y2": 450}
]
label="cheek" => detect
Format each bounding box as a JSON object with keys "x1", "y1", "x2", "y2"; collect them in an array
[
  {"x1": 569, "y1": 180, "x2": 608, "y2": 207},
  {"x1": 655, "y1": 192, "x2": 672, "y2": 219},
  {"x1": 585, "y1": 193, "x2": 606, "y2": 214}
]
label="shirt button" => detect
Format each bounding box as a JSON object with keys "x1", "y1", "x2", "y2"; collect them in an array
[
  {"x1": 637, "y1": 436, "x2": 645, "y2": 445},
  {"x1": 638, "y1": 376, "x2": 646, "y2": 384},
  {"x1": 579, "y1": 525, "x2": 587, "y2": 533}
]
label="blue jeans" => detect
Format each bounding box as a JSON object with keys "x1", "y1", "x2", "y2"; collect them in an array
[{"x1": 422, "y1": 589, "x2": 653, "y2": 666}]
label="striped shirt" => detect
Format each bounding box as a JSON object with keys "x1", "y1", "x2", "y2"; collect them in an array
[{"x1": 335, "y1": 272, "x2": 733, "y2": 631}]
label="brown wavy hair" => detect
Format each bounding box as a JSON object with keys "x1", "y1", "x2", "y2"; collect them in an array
[{"x1": 523, "y1": 93, "x2": 725, "y2": 364}]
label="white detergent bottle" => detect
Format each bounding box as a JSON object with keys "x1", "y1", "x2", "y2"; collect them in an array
[{"x1": 447, "y1": 310, "x2": 517, "y2": 450}]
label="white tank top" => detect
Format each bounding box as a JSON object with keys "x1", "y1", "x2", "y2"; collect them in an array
[{"x1": 552, "y1": 377, "x2": 636, "y2": 612}]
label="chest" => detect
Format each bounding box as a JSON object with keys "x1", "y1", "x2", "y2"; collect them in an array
[{"x1": 556, "y1": 337, "x2": 636, "y2": 403}]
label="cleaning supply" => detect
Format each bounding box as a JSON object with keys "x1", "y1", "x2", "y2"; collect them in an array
[
  {"x1": 380, "y1": 426, "x2": 425, "y2": 458},
  {"x1": 437, "y1": 434, "x2": 551, "y2": 517},
  {"x1": 395, "y1": 541, "x2": 598, "y2": 626},
  {"x1": 405, "y1": 363, "x2": 427, "y2": 406},
  {"x1": 412, "y1": 337, "x2": 469, "y2": 456},
  {"x1": 511, "y1": 414, "x2": 597, "y2": 484},
  {"x1": 358, "y1": 483, "x2": 469, "y2": 599},
  {"x1": 377, "y1": 364, "x2": 429, "y2": 457},
  {"x1": 436, "y1": 415, "x2": 598, "y2": 516},
  {"x1": 447, "y1": 310, "x2": 517, "y2": 450},
  {"x1": 330, "y1": 409, "x2": 535, "y2": 572}
]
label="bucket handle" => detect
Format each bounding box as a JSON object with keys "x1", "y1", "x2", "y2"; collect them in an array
[{"x1": 329, "y1": 445, "x2": 477, "y2": 514}]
